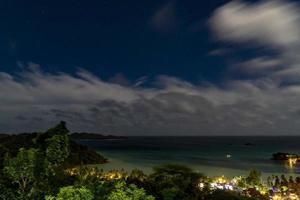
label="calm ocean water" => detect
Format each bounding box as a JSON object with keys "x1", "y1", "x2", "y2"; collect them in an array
[{"x1": 78, "y1": 137, "x2": 300, "y2": 178}]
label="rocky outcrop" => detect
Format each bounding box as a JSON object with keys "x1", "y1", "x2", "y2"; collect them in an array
[{"x1": 272, "y1": 152, "x2": 299, "y2": 160}]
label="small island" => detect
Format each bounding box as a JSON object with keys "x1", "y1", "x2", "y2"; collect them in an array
[
  {"x1": 272, "y1": 152, "x2": 299, "y2": 161},
  {"x1": 272, "y1": 152, "x2": 299, "y2": 168}
]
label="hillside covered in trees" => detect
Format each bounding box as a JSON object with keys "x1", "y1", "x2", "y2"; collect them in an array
[{"x1": 0, "y1": 121, "x2": 107, "y2": 169}]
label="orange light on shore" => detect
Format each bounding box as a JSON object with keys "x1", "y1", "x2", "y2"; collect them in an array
[{"x1": 288, "y1": 158, "x2": 298, "y2": 168}]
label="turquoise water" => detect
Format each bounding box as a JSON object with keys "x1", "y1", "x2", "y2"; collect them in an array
[{"x1": 78, "y1": 137, "x2": 300, "y2": 178}]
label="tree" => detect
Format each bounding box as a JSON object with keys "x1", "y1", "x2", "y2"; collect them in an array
[
  {"x1": 46, "y1": 134, "x2": 70, "y2": 167},
  {"x1": 275, "y1": 176, "x2": 281, "y2": 187},
  {"x1": 73, "y1": 167, "x2": 117, "y2": 200},
  {"x1": 35, "y1": 121, "x2": 69, "y2": 151},
  {"x1": 295, "y1": 176, "x2": 300, "y2": 183},
  {"x1": 4, "y1": 148, "x2": 38, "y2": 199},
  {"x1": 281, "y1": 175, "x2": 288, "y2": 186},
  {"x1": 127, "y1": 169, "x2": 149, "y2": 188},
  {"x1": 128, "y1": 169, "x2": 147, "y2": 182},
  {"x1": 234, "y1": 176, "x2": 247, "y2": 188},
  {"x1": 107, "y1": 181, "x2": 155, "y2": 200},
  {"x1": 45, "y1": 121, "x2": 69, "y2": 136},
  {"x1": 289, "y1": 176, "x2": 294, "y2": 184},
  {"x1": 46, "y1": 186, "x2": 94, "y2": 200},
  {"x1": 0, "y1": 183, "x2": 16, "y2": 200},
  {"x1": 2, "y1": 122, "x2": 71, "y2": 199},
  {"x1": 207, "y1": 190, "x2": 260, "y2": 200},
  {"x1": 149, "y1": 164, "x2": 206, "y2": 200},
  {"x1": 0, "y1": 144, "x2": 9, "y2": 169},
  {"x1": 246, "y1": 169, "x2": 261, "y2": 186}
]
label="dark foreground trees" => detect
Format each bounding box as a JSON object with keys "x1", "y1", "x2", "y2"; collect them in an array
[
  {"x1": 206, "y1": 190, "x2": 260, "y2": 200},
  {"x1": 46, "y1": 186, "x2": 94, "y2": 200},
  {"x1": 148, "y1": 164, "x2": 208, "y2": 200},
  {"x1": 1, "y1": 122, "x2": 71, "y2": 199},
  {"x1": 4, "y1": 148, "x2": 38, "y2": 199}
]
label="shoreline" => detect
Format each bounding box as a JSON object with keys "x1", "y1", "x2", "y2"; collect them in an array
[{"x1": 96, "y1": 153, "x2": 300, "y2": 179}]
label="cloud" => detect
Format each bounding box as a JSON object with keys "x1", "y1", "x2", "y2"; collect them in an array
[
  {"x1": 208, "y1": 48, "x2": 232, "y2": 56},
  {"x1": 0, "y1": 67, "x2": 139, "y2": 105},
  {"x1": 134, "y1": 76, "x2": 148, "y2": 87},
  {"x1": 210, "y1": 0, "x2": 300, "y2": 81},
  {"x1": 210, "y1": 0, "x2": 300, "y2": 49},
  {"x1": 201, "y1": 1, "x2": 300, "y2": 135},
  {"x1": 149, "y1": 1, "x2": 178, "y2": 33},
  {"x1": 2, "y1": 66, "x2": 300, "y2": 135},
  {"x1": 108, "y1": 73, "x2": 131, "y2": 86},
  {"x1": 272, "y1": 67, "x2": 300, "y2": 82},
  {"x1": 234, "y1": 57, "x2": 282, "y2": 74}
]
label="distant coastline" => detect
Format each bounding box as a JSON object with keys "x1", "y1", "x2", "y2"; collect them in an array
[
  {"x1": 0, "y1": 132, "x2": 127, "y2": 140},
  {"x1": 70, "y1": 132, "x2": 127, "y2": 140}
]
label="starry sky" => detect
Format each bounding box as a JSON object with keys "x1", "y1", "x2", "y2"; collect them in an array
[{"x1": 1, "y1": 0, "x2": 300, "y2": 135}]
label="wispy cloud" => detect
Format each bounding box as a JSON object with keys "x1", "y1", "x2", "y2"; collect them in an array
[
  {"x1": 210, "y1": 0, "x2": 300, "y2": 49},
  {"x1": 233, "y1": 57, "x2": 282, "y2": 74},
  {"x1": 208, "y1": 48, "x2": 232, "y2": 56},
  {"x1": 210, "y1": 0, "x2": 300, "y2": 81},
  {"x1": 1, "y1": 64, "x2": 300, "y2": 135},
  {"x1": 149, "y1": 1, "x2": 178, "y2": 33}
]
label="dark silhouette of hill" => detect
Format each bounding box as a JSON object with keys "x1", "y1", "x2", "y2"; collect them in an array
[{"x1": 0, "y1": 122, "x2": 107, "y2": 169}]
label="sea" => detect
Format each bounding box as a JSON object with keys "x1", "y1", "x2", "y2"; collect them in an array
[{"x1": 77, "y1": 136, "x2": 300, "y2": 178}]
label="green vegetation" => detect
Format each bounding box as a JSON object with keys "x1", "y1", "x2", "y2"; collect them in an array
[
  {"x1": 4, "y1": 148, "x2": 38, "y2": 199},
  {"x1": 107, "y1": 182, "x2": 155, "y2": 200},
  {"x1": 148, "y1": 164, "x2": 207, "y2": 200},
  {"x1": 0, "y1": 122, "x2": 107, "y2": 168},
  {"x1": 1, "y1": 122, "x2": 299, "y2": 200},
  {"x1": 46, "y1": 186, "x2": 94, "y2": 200}
]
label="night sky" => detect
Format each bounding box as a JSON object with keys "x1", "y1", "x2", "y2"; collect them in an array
[{"x1": 1, "y1": 0, "x2": 300, "y2": 135}]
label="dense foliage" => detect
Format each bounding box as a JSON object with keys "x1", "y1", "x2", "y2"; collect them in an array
[
  {"x1": 0, "y1": 123, "x2": 107, "y2": 168},
  {"x1": 46, "y1": 186, "x2": 94, "y2": 200},
  {"x1": 0, "y1": 122, "x2": 293, "y2": 200}
]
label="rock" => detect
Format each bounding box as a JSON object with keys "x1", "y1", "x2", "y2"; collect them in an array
[{"x1": 272, "y1": 152, "x2": 299, "y2": 160}]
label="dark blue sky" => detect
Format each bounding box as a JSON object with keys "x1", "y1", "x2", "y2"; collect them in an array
[
  {"x1": 2, "y1": 0, "x2": 300, "y2": 135},
  {"x1": 0, "y1": 0, "x2": 232, "y2": 83}
]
